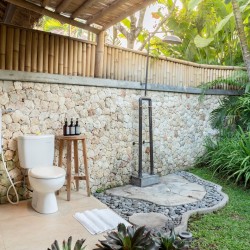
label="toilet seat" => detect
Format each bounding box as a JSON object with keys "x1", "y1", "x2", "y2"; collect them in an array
[{"x1": 29, "y1": 166, "x2": 65, "y2": 179}]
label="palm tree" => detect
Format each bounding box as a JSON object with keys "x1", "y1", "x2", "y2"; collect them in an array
[{"x1": 231, "y1": 0, "x2": 250, "y2": 78}]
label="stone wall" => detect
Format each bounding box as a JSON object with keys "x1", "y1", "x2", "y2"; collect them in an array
[{"x1": 0, "y1": 78, "x2": 222, "y2": 204}]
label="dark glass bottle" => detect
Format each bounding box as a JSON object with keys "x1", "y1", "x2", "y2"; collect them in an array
[
  {"x1": 75, "y1": 118, "x2": 80, "y2": 135},
  {"x1": 69, "y1": 118, "x2": 75, "y2": 135},
  {"x1": 63, "y1": 118, "x2": 69, "y2": 136}
]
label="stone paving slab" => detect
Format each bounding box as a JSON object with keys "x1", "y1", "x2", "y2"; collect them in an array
[
  {"x1": 96, "y1": 171, "x2": 229, "y2": 234},
  {"x1": 105, "y1": 174, "x2": 206, "y2": 207},
  {"x1": 129, "y1": 212, "x2": 169, "y2": 228}
]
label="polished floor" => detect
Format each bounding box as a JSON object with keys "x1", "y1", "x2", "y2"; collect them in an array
[{"x1": 0, "y1": 191, "x2": 107, "y2": 250}]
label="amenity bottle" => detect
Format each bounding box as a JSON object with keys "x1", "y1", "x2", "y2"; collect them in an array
[
  {"x1": 75, "y1": 118, "x2": 80, "y2": 135},
  {"x1": 69, "y1": 118, "x2": 75, "y2": 135},
  {"x1": 63, "y1": 118, "x2": 69, "y2": 136}
]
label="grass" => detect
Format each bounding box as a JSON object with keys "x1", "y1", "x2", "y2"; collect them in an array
[{"x1": 188, "y1": 167, "x2": 250, "y2": 250}]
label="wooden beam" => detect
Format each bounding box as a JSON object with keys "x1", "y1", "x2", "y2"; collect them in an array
[
  {"x1": 56, "y1": 0, "x2": 72, "y2": 14},
  {"x1": 5, "y1": 0, "x2": 101, "y2": 34},
  {"x1": 71, "y1": 0, "x2": 99, "y2": 19},
  {"x1": 94, "y1": 31, "x2": 105, "y2": 78},
  {"x1": 87, "y1": 0, "x2": 124, "y2": 25},
  {"x1": 41, "y1": 0, "x2": 50, "y2": 8},
  {"x1": 3, "y1": 3, "x2": 16, "y2": 24},
  {"x1": 102, "y1": 0, "x2": 156, "y2": 30}
]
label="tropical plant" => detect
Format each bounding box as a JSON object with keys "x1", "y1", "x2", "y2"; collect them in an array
[
  {"x1": 153, "y1": 229, "x2": 185, "y2": 250},
  {"x1": 48, "y1": 236, "x2": 86, "y2": 250},
  {"x1": 209, "y1": 93, "x2": 250, "y2": 131},
  {"x1": 199, "y1": 70, "x2": 249, "y2": 93},
  {"x1": 186, "y1": 0, "x2": 250, "y2": 72},
  {"x1": 95, "y1": 223, "x2": 156, "y2": 250},
  {"x1": 196, "y1": 88, "x2": 250, "y2": 186},
  {"x1": 196, "y1": 128, "x2": 250, "y2": 186},
  {"x1": 157, "y1": 0, "x2": 244, "y2": 65}
]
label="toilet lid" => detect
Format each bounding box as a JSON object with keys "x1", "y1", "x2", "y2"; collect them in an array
[{"x1": 29, "y1": 166, "x2": 66, "y2": 179}]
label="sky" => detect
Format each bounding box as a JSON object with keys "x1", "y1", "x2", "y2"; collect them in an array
[
  {"x1": 110, "y1": 2, "x2": 164, "y2": 48},
  {"x1": 111, "y1": 1, "x2": 182, "y2": 49}
]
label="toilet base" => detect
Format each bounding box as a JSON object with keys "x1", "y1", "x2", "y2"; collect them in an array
[{"x1": 32, "y1": 191, "x2": 58, "y2": 214}]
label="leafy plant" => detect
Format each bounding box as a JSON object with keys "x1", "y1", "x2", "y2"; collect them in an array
[
  {"x1": 196, "y1": 128, "x2": 250, "y2": 186},
  {"x1": 199, "y1": 70, "x2": 248, "y2": 95},
  {"x1": 95, "y1": 223, "x2": 156, "y2": 250},
  {"x1": 153, "y1": 229, "x2": 185, "y2": 250},
  {"x1": 196, "y1": 72, "x2": 250, "y2": 187},
  {"x1": 48, "y1": 236, "x2": 86, "y2": 250}
]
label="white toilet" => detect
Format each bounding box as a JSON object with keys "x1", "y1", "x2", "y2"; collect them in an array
[{"x1": 18, "y1": 134, "x2": 66, "y2": 214}]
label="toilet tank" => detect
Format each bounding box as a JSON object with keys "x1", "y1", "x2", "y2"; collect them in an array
[{"x1": 18, "y1": 135, "x2": 55, "y2": 169}]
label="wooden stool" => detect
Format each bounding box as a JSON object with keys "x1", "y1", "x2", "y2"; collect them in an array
[{"x1": 56, "y1": 135, "x2": 90, "y2": 201}]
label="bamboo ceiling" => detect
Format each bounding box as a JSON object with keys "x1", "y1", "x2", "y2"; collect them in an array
[
  {"x1": 0, "y1": 0, "x2": 41, "y2": 28},
  {"x1": 3, "y1": 0, "x2": 156, "y2": 33}
]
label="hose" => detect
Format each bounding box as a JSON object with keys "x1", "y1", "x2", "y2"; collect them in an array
[{"x1": 1, "y1": 151, "x2": 20, "y2": 205}]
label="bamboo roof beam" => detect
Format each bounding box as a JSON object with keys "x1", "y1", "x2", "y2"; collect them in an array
[
  {"x1": 56, "y1": 0, "x2": 72, "y2": 14},
  {"x1": 71, "y1": 0, "x2": 100, "y2": 19},
  {"x1": 87, "y1": 0, "x2": 155, "y2": 30},
  {"x1": 5, "y1": 0, "x2": 101, "y2": 34},
  {"x1": 87, "y1": 0, "x2": 125, "y2": 25},
  {"x1": 41, "y1": 0, "x2": 50, "y2": 8},
  {"x1": 100, "y1": 0, "x2": 155, "y2": 30},
  {"x1": 3, "y1": 4, "x2": 16, "y2": 24}
]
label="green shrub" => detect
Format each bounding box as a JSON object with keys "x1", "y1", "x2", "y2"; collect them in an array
[
  {"x1": 209, "y1": 93, "x2": 250, "y2": 132},
  {"x1": 95, "y1": 223, "x2": 188, "y2": 250},
  {"x1": 153, "y1": 229, "x2": 185, "y2": 250},
  {"x1": 197, "y1": 128, "x2": 250, "y2": 186},
  {"x1": 95, "y1": 223, "x2": 156, "y2": 250}
]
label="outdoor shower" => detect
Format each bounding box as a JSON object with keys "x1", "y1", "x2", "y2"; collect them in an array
[{"x1": 131, "y1": 31, "x2": 182, "y2": 187}]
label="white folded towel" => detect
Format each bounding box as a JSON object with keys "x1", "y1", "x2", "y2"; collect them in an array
[{"x1": 74, "y1": 208, "x2": 131, "y2": 235}]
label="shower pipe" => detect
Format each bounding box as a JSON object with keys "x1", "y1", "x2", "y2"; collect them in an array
[
  {"x1": 0, "y1": 108, "x2": 24, "y2": 205},
  {"x1": 138, "y1": 97, "x2": 154, "y2": 178}
]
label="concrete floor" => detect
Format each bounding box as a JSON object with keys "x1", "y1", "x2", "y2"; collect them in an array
[
  {"x1": 0, "y1": 173, "x2": 228, "y2": 250},
  {"x1": 0, "y1": 191, "x2": 107, "y2": 250}
]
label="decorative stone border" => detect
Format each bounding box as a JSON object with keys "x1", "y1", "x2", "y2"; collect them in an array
[
  {"x1": 94, "y1": 171, "x2": 229, "y2": 233},
  {"x1": 174, "y1": 171, "x2": 229, "y2": 233}
]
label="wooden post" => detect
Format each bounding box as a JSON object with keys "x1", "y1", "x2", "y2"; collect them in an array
[
  {"x1": 6, "y1": 26, "x2": 14, "y2": 70},
  {"x1": 73, "y1": 40, "x2": 78, "y2": 76},
  {"x1": 31, "y1": 32, "x2": 38, "y2": 72},
  {"x1": 25, "y1": 30, "x2": 32, "y2": 72},
  {"x1": 48, "y1": 35, "x2": 54, "y2": 74},
  {"x1": 43, "y1": 33, "x2": 49, "y2": 73},
  {"x1": 86, "y1": 43, "x2": 91, "y2": 76},
  {"x1": 82, "y1": 43, "x2": 86, "y2": 76},
  {"x1": 54, "y1": 35, "x2": 59, "y2": 74},
  {"x1": 63, "y1": 38, "x2": 68, "y2": 75},
  {"x1": 13, "y1": 28, "x2": 20, "y2": 71},
  {"x1": 77, "y1": 41, "x2": 83, "y2": 76},
  {"x1": 0, "y1": 24, "x2": 7, "y2": 69},
  {"x1": 90, "y1": 44, "x2": 95, "y2": 77},
  {"x1": 38, "y1": 32, "x2": 44, "y2": 72},
  {"x1": 94, "y1": 31, "x2": 104, "y2": 78},
  {"x1": 58, "y1": 36, "x2": 64, "y2": 74},
  {"x1": 19, "y1": 29, "x2": 26, "y2": 71},
  {"x1": 68, "y1": 39, "x2": 73, "y2": 75}
]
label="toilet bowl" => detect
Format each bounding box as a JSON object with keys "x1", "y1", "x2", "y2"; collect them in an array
[{"x1": 18, "y1": 135, "x2": 66, "y2": 214}]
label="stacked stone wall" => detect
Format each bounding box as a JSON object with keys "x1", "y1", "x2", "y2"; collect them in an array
[{"x1": 0, "y1": 80, "x2": 221, "y2": 203}]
